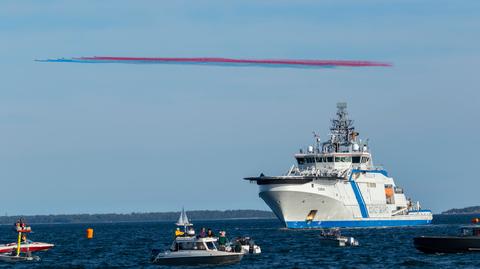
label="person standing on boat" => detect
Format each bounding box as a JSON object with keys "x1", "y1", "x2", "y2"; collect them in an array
[
  {"x1": 186, "y1": 227, "x2": 195, "y2": 236},
  {"x1": 175, "y1": 228, "x2": 184, "y2": 237},
  {"x1": 218, "y1": 231, "x2": 227, "y2": 250}
]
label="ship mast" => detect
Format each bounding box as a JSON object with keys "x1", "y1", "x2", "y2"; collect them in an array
[{"x1": 322, "y1": 102, "x2": 357, "y2": 153}]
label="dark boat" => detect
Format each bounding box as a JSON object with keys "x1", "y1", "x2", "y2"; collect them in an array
[{"x1": 414, "y1": 224, "x2": 480, "y2": 253}]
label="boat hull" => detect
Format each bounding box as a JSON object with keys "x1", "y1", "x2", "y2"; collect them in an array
[
  {"x1": 0, "y1": 243, "x2": 54, "y2": 253},
  {"x1": 0, "y1": 254, "x2": 40, "y2": 262},
  {"x1": 414, "y1": 236, "x2": 480, "y2": 253},
  {"x1": 152, "y1": 251, "x2": 243, "y2": 266}
]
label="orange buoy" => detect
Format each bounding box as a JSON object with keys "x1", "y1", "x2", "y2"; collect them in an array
[{"x1": 86, "y1": 228, "x2": 94, "y2": 239}]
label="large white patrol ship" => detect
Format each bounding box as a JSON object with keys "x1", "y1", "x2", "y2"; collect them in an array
[{"x1": 245, "y1": 103, "x2": 432, "y2": 228}]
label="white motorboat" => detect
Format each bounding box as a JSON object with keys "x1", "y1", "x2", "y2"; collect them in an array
[
  {"x1": 151, "y1": 208, "x2": 244, "y2": 266},
  {"x1": 320, "y1": 229, "x2": 359, "y2": 247},
  {"x1": 152, "y1": 236, "x2": 244, "y2": 265},
  {"x1": 230, "y1": 237, "x2": 261, "y2": 254}
]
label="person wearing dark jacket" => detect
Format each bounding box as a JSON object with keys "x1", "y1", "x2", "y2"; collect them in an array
[{"x1": 207, "y1": 228, "x2": 215, "y2": 237}]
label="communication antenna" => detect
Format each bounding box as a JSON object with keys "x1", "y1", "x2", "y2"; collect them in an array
[
  {"x1": 312, "y1": 131, "x2": 321, "y2": 152},
  {"x1": 337, "y1": 102, "x2": 347, "y2": 111}
]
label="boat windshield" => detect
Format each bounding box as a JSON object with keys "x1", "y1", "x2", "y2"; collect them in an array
[
  {"x1": 195, "y1": 242, "x2": 207, "y2": 250},
  {"x1": 177, "y1": 242, "x2": 195, "y2": 250},
  {"x1": 206, "y1": 241, "x2": 217, "y2": 250}
]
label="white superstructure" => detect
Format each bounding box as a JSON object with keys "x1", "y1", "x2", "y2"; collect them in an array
[{"x1": 245, "y1": 103, "x2": 432, "y2": 228}]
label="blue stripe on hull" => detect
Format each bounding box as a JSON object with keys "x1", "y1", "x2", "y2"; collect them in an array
[
  {"x1": 286, "y1": 219, "x2": 432, "y2": 229},
  {"x1": 349, "y1": 181, "x2": 369, "y2": 218}
]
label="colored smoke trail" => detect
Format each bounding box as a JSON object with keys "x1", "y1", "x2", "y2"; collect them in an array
[{"x1": 36, "y1": 56, "x2": 392, "y2": 69}]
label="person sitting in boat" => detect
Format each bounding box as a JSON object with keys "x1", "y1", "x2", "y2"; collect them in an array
[
  {"x1": 186, "y1": 227, "x2": 195, "y2": 236},
  {"x1": 207, "y1": 228, "x2": 215, "y2": 237},
  {"x1": 175, "y1": 228, "x2": 184, "y2": 237},
  {"x1": 218, "y1": 231, "x2": 227, "y2": 250},
  {"x1": 21, "y1": 234, "x2": 27, "y2": 243},
  {"x1": 234, "y1": 240, "x2": 242, "y2": 253},
  {"x1": 199, "y1": 227, "x2": 207, "y2": 238}
]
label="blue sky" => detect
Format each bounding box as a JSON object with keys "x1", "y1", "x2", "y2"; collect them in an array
[{"x1": 1, "y1": 1, "x2": 479, "y2": 214}]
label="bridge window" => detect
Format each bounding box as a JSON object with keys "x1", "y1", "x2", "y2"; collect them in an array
[
  {"x1": 315, "y1": 157, "x2": 323, "y2": 162},
  {"x1": 352, "y1": 156, "x2": 361, "y2": 163},
  {"x1": 361, "y1": 157, "x2": 370, "y2": 163},
  {"x1": 296, "y1": 157, "x2": 305, "y2": 165},
  {"x1": 335, "y1": 156, "x2": 352, "y2": 162},
  {"x1": 326, "y1": 157, "x2": 333, "y2": 162}
]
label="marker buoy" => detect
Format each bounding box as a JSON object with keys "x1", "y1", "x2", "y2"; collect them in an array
[{"x1": 86, "y1": 228, "x2": 94, "y2": 239}]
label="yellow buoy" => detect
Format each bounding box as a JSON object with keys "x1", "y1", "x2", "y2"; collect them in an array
[{"x1": 86, "y1": 228, "x2": 94, "y2": 239}]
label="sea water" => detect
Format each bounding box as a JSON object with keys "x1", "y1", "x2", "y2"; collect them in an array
[{"x1": 1, "y1": 215, "x2": 480, "y2": 268}]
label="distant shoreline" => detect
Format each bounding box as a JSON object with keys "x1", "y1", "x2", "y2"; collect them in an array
[
  {"x1": 441, "y1": 206, "x2": 480, "y2": 215},
  {"x1": 0, "y1": 210, "x2": 276, "y2": 225}
]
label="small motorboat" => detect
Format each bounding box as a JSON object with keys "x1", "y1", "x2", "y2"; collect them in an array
[
  {"x1": 320, "y1": 228, "x2": 359, "y2": 247},
  {"x1": 0, "y1": 218, "x2": 52, "y2": 263},
  {"x1": 414, "y1": 224, "x2": 480, "y2": 253},
  {"x1": 151, "y1": 208, "x2": 244, "y2": 266},
  {"x1": 230, "y1": 237, "x2": 261, "y2": 254},
  {"x1": 152, "y1": 236, "x2": 244, "y2": 266},
  {"x1": 0, "y1": 240, "x2": 54, "y2": 253}
]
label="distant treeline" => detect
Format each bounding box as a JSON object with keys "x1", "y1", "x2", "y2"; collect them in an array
[
  {"x1": 442, "y1": 206, "x2": 480, "y2": 215},
  {"x1": 0, "y1": 210, "x2": 275, "y2": 225}
]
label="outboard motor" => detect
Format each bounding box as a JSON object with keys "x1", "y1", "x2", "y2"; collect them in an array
[
  {"x1": 347, "y1": 237, "x2": 359, "y2": 246},
  {"x1": 150, "y1": 249, "x2": 161, "y2": 261}
]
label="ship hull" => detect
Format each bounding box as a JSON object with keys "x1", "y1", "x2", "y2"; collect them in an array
[
  {"x1": 285, "y1": 218, "x2": 431, "y2": 229},
  {"x1": 259, "y1": 180, "x2": 432, "y2": 229}
]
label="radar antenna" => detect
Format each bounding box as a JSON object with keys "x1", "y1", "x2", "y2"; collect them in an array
[{"x1": 322, "y1": 102, "x2": 356, "y2": 152}]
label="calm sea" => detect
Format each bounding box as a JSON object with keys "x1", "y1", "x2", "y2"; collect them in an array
[{"x1": 1, "y1": 215, "x2": 480, "y2": 268}]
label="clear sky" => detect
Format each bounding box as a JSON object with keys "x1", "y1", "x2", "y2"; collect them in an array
[{"x1": 1, "y1": 1, "x2": 479, "y2": 215}]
